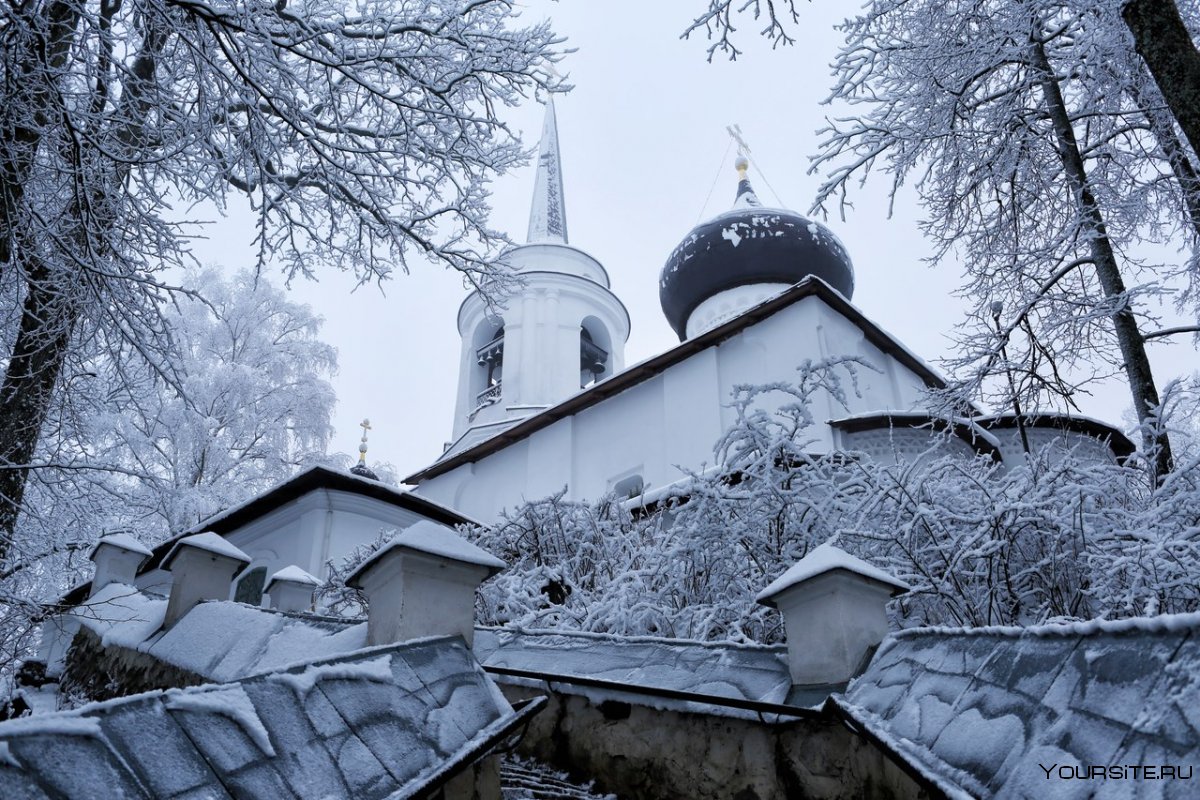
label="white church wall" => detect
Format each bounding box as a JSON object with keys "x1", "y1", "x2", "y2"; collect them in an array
[
  {"x1": 417, "y1": 295, "x2": 939, "y2": 522},
  {"x1": 990, "y1": 426, "x2": 1118, "y2": 469}
]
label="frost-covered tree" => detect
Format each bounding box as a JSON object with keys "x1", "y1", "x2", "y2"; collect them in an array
[
  {"x1": 689, "y1": 0, "x2": 1200, "y2": 481},
  {"x1": 81, "y1": 268, "x2": 337, "y2": 534},
  {"x1": 0, "y1": 267, "x2": 336, "y2": 679},
  {"x1": 1122, "y1": 0, "x2": 1200, "y2": 160},
  {"x1": 0, "y1": 0, "x2": 561, "y2": 561}
]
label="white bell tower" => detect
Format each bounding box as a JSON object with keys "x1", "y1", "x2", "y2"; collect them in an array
[{"x1": 449, "y1": 99, "x2": 629, "y2": 453}]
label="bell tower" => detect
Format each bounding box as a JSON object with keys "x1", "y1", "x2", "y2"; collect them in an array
[{"x1": 448, "y1": 98, "x2": 629, "y2": 453}]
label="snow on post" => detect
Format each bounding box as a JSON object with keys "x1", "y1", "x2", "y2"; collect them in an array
[
  {"x1": 88, "y1": 532, "x2": 153, "y2": 597},
  {"x1": 265, "y1": 566, "x2": 321, "y2": 613},
  {"x1": 756, "y1": 543, "x2": 909, "y2": 686},
  {"x1": 346, "y1": 520, "x2": 505, "y2": 648},
  {"x1": 161, "y1": 532, "x2": 251, "y2": 629}
]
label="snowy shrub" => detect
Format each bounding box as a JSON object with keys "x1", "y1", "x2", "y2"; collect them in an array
[{"x1": 459, "y1": 363, "x2": 1200, "y2": 640}]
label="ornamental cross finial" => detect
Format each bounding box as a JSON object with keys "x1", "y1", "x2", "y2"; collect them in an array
[
  {"x1": 358, "y1": 418, "x2": 371, "y2": 464},
  {"x1": 727, "y1": 124, "x2": 752, "y2": 158}
]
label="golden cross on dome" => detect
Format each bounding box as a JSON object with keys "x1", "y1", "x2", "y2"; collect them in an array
[{"x1": 358, "y1": 418, "x2": 371, "y2": 464}]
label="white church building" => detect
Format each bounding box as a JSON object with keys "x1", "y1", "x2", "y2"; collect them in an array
[
  {"x1": 11, "y1": 101, "x2": 1179, "y2": 800},
  {"x1": 403, "y1": 100, "x2": 1131, "y2": 523}
]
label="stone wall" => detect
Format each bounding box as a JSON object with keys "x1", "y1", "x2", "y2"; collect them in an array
[
  {"x1": 60, "y1": 627, "x2": 206, "y2": 702},
  {"x1": 498, "y1": 683, "x2": 930, "y2": 800}
]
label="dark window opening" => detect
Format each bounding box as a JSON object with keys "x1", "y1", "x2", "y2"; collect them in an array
[
  {"x1": 234, "y1": 566, "x2": 267, "y2": 606},
  {"x1": 580, "y1": 327, "x2": 609, "y2": 389}
]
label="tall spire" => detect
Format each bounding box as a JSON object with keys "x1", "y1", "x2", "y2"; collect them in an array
[{"x1": 527, "y1": 97, "x2": 568, "y2": 244}]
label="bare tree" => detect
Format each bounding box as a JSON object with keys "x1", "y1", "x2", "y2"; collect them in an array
[
  {"x1": 0, "y1": 0, "x2": 562, "y2": 560},
  {"x1": 686, "y1": 1, "x2": 1197, "y2": 481},
  {"x1": 813, "y1": 2, "x2": 1189, "y2": 480}
]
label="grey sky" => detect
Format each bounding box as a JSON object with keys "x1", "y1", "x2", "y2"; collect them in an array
[{"x1": 188, "y1": 1, "x2": 1194, "y2": 478}]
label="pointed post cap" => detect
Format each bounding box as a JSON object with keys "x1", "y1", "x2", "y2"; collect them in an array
[
  {"x1": 88, "y1": 532, "x2": 153, "y2": 562},
  {"x1": 266, "y1": 565, "x2": 321, "y2": 593},
  {"x1": 756, "y1": 543, "x2": 909, "y2": 608},
  {"x1": 346, "y1": 520, "x2": 505, "y2": 588},
  {"x1": 162, "y1": 532, "x2": 251, "y2": 576}
]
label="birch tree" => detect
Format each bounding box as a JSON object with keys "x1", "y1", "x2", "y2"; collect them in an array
[{"x1": 0, "y1": 0, "x2": 560, "y2": 563}]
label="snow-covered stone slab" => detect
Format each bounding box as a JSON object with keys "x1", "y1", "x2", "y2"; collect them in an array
[
  {"x1": 0, "y1": 638, "x2": 523, "y2": 799},
  {"x1": 475, "y1": 626, "x2": 796, "y2": 709},
  {"x1": 835, "y1": 613, "x2": 1200, "y2": 799}
]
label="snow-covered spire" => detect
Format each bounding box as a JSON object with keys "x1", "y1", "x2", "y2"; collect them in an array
[
  {"x1": 733, "y1": 155, "x2": 762, "y2": 209},
  {"x1": 526, "y1": 97, "x2": 568, "y2": 243}
]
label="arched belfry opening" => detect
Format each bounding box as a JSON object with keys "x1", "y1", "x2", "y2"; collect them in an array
[
  {"x1": 580, "y1": 317, "x2": 612, "y2": 389},
  {"x1": 447, "y1": 99, "x2": 629, "y2": 444},
  {"x1": 472, "y1": 320, "x2": 505, "y2": 413}
]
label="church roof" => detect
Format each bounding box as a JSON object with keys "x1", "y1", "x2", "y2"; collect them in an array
[
  {"x1": 406, "y1": 277, "x2": 953, "y2": 484},
  {"x1": 0, "y1": 638, "x2": 537, "y2": 799},
  {"x1": 62, "y1": 466, "x2": 478, "y2": 607},
  {"x1": 976, "y1": 413, "x2": 1136, "y2": 459}
]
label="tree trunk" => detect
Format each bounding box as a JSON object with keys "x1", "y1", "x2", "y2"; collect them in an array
[
  {"x1": 0, "y1": 263, "x2": 83, "y2": 562},
  {"x1": 1030, "y1": 40, "x2": 1175, "y2": 481},
  {"x1": 0, "y1": 2, "x2": 169, "y2": 562},
  {"x1": 1123, "y1": 0, "x2": 1200, "y2": 162},
  {"x1": 0, "y1": 2, "x2": 86, "y2": 563}
]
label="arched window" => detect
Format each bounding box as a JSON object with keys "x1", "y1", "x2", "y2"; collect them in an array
[
  {"x1": 234, "y1": 566, "x2": 267, "y2": 606},
  {"x1": 472, "y1": 321, "x2": 504, "y2": 411},
  {"x1": 613, "y1": 474, "x2": 644, "y2": 500},
  {"x1": 579, "y1": 322, "x2": 610, "y2": 389}
]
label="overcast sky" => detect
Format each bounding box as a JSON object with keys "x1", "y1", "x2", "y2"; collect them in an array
[{"x1": 189, "y1": 0, "x2": 1194, "y2": 479}]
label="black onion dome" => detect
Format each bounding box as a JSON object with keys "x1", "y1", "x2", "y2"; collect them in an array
[
  {"x1": 659, "y1": 179, "x2": 855, "y2": 340},
  {"x1": 350, "y1": 462, "x2": 380, "y2": 481}
]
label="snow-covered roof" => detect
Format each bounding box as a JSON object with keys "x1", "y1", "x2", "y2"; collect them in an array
[
  {"x1": 346, "y1": 520, "x2": 505, "y2": 586},
  {"x1": 87, "y1": 532, "x2": 153, "y2": 560},
  {"x1": 161, "y1": 531, "x2": 251, "y2": 571},
  {"x1": 835, "y1": 613, "x2": 1200, "y2": 799},
  {"x1": 186, "y1": 464, "x2": 478, "y2": 537},
  {"x1": 474, "y1": 626, "x2": 816, "y2": 715},
  {"x1": 266, "y1": 565, "x2": 320, "y2": 589},
  {"x1": 74, "y1": 583, "x2": 167, "y2": 650},
  {"x1": 976, "y1": 412, "x2": 1136, "y2": 458},
  {"x1": 0, "y1": 639, "x2": 530, "y2": 799},
  {"x1": 756, "y1": 543, "x2": 910, "y2": 606},
  {"x1": 145, "y1": 601, "x2": 368, "y2": 683}
]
